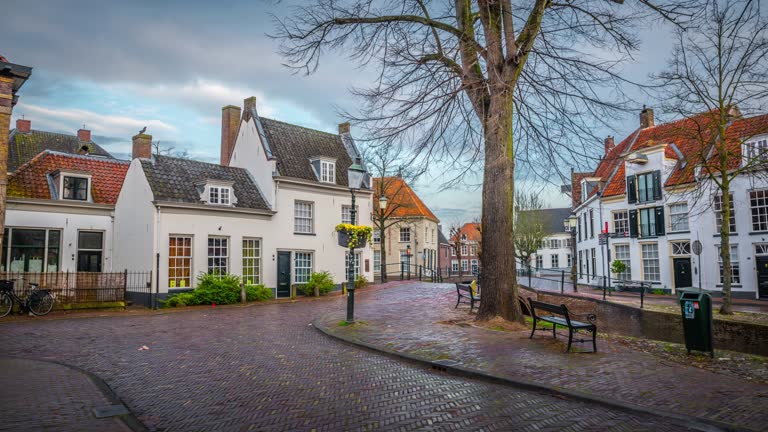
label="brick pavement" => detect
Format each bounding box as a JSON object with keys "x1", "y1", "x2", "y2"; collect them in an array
[
  {"x1": 0, "y1": 288, "x2": 698, "y2": 432},
  {"x1": 318, "y1": 283, "x2": 768, "y2": 431},
  {"x1": 0, "y1": 357, "x2": 131, "y2": 431}
]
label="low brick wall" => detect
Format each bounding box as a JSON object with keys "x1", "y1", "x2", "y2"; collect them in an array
[{"x1": 520, "y1": 287, "x2": 768, "y2": 356}]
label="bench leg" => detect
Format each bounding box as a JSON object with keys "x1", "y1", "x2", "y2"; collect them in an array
[
  {"x1": 455, "y1": 296, "x2": 461, "y2": 309},
  {"x1": 592, "y1": 327, "x2": 597, "y2": 353},
  {"x1": 529, "y1": 318, "x2": 537, "y2": 339},
  {"x1": 566, "y1": 328, "x2": 573, "y2": 353},
  {"x1": 552, "y1": 323, "x2": 557, "y2": 339}
]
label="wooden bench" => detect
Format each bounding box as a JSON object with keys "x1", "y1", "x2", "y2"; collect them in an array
[
  {"x1": 528, "y1": 297, "x2": 597, "y2": 353},
  {"x1": 455, "y1": 283, "x2": 480, "y2": 312}
]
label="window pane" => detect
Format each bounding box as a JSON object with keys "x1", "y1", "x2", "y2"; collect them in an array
[
  {"x1": 169, "y1": 236, "x2": 192, "y2": 288},
  {"x1": 242, "y1": 239, "x2": 261, "y2": 285},
  {"x1": 78, "y1": 231, "x2": 103, "y2": 250}
]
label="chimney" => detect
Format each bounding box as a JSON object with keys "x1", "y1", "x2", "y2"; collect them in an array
[
  {"x1": 16, "y1": 118, "x2": 30, "y2": 133},
  {"x1": 338, "y1": 122, "x2": 351, "y2": 135},
  {"x1": 77, "y1": 128, "x2": 91, "y2": 142},
  {"x1": 132, "y1": 132, "x2": 152, "y2": 159},
  {"x1": 604, "y1": 136, "x2": 614, "y2": 154},
  {"x1": 640, "y1": 105, "x2": 654, "y2": 128},
  {"x1": 243, "y1": 96, "x2": 257, "y2": 113},
  {"x1": 220, "y1": 105, "x2": 241, "y2": 166}
]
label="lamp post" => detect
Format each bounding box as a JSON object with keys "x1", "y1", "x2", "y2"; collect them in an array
[
  {"x1": 346, "y1": 158, "x2": 366, "y2": 324},
  {"x1": 378, "y1": 196, "x2": 388, "y2": 281},
  {"x1": 566, "y1": 215, "x2": 578, "y2": 292}
]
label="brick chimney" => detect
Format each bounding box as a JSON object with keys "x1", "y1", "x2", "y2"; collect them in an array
[
  {"x1": 220, "y1": 105, "x2": 241, "y2": 166},
  {"x1": 604, "y1": 136, "x2": 614, "y2": 154},
  {"x1": 77, "y1": 128, "x2": 91, "y2": 142},
  {"x1": 16, "y1": 118, "x2": 30, "y2": 133},
  {"x1": 640, "y1": 106, "x2": 654, "y2": 128},
  {"x1": 243, "y1": 96, "x2": 257, "y2": 113},
  {"x1": 132, "y1": 132, "x2": 152, "y2": 159},
  {"x1": 338, "y1": 122, "x2": 351, "y2": 135}
]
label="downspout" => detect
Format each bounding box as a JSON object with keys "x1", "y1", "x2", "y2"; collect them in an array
[{"x1": 154, "y1": 205, "x2": 162, "y2": 309}]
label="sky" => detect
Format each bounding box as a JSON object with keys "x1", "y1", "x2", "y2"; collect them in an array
[{"x1": 1, "y1": 0, "x2": 676, "y2": 227}]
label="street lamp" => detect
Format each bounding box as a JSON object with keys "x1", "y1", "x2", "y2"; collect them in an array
[
  {"x1": 566, "y1": 215, "x2": 578, "y2": 292},
  {"x1": 377, "y1": 196, "x2": 388, "y2": 281},
  {"x1": 346, "y1": 157, "x2": 366, "y2": 324}
]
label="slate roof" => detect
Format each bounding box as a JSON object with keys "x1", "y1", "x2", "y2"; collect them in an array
[
  {"x1": 8, "y1": 129, "x2": 114, "y2": 172},
  {"x1": 140, "y1": 155, "x2": 270, "y2": 211},
  {"x1": 7, "y1": 151, "x2": 129, "y2": 205},
  {"x1": 516, "y1": 207, "x2": 571, "y2": 234},
  {"x1": 438, "y1": 229, "x2": 449, "y2": 245},
  {"x1": 373, "y1": 177, "x2": 439, "y2": 223},
  {"x1": 259, "y1": 117, "x2": 356, "y2": 185}
]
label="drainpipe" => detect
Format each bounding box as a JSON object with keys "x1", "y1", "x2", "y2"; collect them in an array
[{"x1": 154, "y1": 205, "x2": 162, "y2": 309}]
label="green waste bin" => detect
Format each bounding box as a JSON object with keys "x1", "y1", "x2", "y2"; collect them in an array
[{"x1": 678, "y1": 290, "x2": 714, "y2": 357}]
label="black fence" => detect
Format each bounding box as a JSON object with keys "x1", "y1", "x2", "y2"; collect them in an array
[
  {"x1": 0, "y1": 271, "x2": 152, "y2": 309},
  {"x1": 374, "y1": 262, "x2": 444, "y2": 283}
]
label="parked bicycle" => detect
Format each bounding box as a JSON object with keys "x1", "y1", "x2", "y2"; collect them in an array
[{"x1": 0, "y1": 280, "x2": 55, "y2": 317}]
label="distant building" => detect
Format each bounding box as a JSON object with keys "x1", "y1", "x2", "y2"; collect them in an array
[
  {"x1": 517, "y1": 207, "x2": 573, "y2": 273},
  {"x1": 448, "y1": 222, "x2": 481, "y2": 276}
]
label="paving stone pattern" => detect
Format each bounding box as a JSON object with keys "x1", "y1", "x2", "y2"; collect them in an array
[
  {"x1": 0, "y1": 357, "x2": 130, "y2": 431},
  {"x1": 320, "y1": 283, "x2": 768, "y2": 431},
  {"x1": 0, "y1": 291, "x2": 693, "y2": 431}
]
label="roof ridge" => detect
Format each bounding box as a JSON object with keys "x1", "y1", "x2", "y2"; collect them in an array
[
  {"x1": 45, "y1": 150, "x2": 129, "y2": 163},
  {"x1": 8, "y1": 150, "x2": 51, "y2": 178},
  {"x1": 260, "y1": 116, "x2": 340, "y2": 138}
]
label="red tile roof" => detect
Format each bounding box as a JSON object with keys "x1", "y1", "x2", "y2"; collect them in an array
[
  {"x1": 373, "y1": 177, "x2": 439, "y2": 222},
  {"x1": 450, "y1": 222, "x2": 481, "y2": 242},
  {"x1": 8, "y1": 151, "x2": 129, "y2": 205}
]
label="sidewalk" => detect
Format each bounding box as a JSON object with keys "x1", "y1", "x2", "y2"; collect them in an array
[
  {"x1": 0, "y1": 357, "x2": 136, "y2": 431},
  {"x1": 317, "y1": 282, "x2": 768, "y2": 432}
]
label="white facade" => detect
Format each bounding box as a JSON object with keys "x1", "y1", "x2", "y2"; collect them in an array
[{"x1": 530, "y1": 232, "x2": 573, "y2": 272}]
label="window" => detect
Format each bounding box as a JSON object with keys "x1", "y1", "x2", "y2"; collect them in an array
[
  {"x1": 373, "y1": 250, "x2": 381, "y2": 273},
  {"x1": 566, "y1": 253, "x2": 572, "y2": 267},
  {"x1": 1, "y1": 228, "x2": 60, "y2": 272},
  {"x1": 341, "y1": 205, "x2": 358, "y2": 224},
  {"x1": 577, "y1": 215, "x2": 582, "y2": 242},
  {"x1": 613, "y1": 211, "x2": 629, "y2": 235},
  {"x1": 471, "y1": 259, "x2": 478, "y2": 274},
  {"x1": 451, "y1": 247, "x2": 456, "y2": 256},
  {"x1": 373, "y1": 229, "x2": 381, "y2": 244},
  {"x1": 637, "y1": 172, "x2": 656, "y2": 203},
  {"x1": 207, "y1": 237, "x2": 228, "y2": 275},
  {"x1": 470, "y1": 245, "x2": 477, "y2": 255},
  {"x1": 346, "y1": 251, "x2": 361, "y2": 278},
  {"x1": 751, "y1": 190, "x2": 768, "y2": 231},
  {"x1": 757, "y1": 244, "x2": 768, "y2": 255},
  {"x1": 639, "y1": 207, "x2": 664, "y2": 237},
  {"x1": 589, "y1": 209, "x2": 594, "y2": 238},
  {"x1": 320, "y1": 160, "x2": 335, "y2": 183},
  {"x1": 63, "y1": 176, "x2": 88, "y2": 201},
  {"x1": 745, "y1": 139, "x2": 768, "y2": 161},
  {"x1": 578, "y1": 251, "x2": 583, "y2": 277},
  {"x1": 168, "y1": 236, "x2": 192, "y2": 289},
  {"x1": 294, "y1": 252, "x2": 312, "y2": 283},
  {"x1": 585, "y1": 249, "x2": 590, "y2": 278},
  {"x1": 242, "y1": 238, "x2": 261, "y2": 285},
  {"x1": 551, "y1": 254, "x2": 559, "y2": 268},
  {"x1": 718, "y1": 245, "x2": 740, "y2": 284},
  {"x1": 591, "y1": 248, "x2": 597, "y2": 279},
  {"x1": 399, "y1": 227, "x2": 411, "y2": 243},
  {"x1": 671, "y1": 241, "x2": 691, "y2": 256},
  {"x1": 461, "y1": 244, "x2": 468, "y2": 255},
  {"x1": 294, "y1": 201, "x2": 314, "y2": 234},
  {"x1": 669, "y1": 203, "x2": 689, "y2": 232},
  {"x1": 714, "y1": 194, "x2": 737, "y2": 233},
  {"x1": 77, "y1": 231, "x2": 103, "y2": 272},
  {"x1": 536, "y1": 255, "x2": 543, "y2": 269},
  {"x1": 451, "y1": 260, "x2": 459, "y2": 272},
  {"x1": 563, "y1": 238, "x2": 571, "y2": 248},
  {"x1": 614, "y1": 244, "x2": 631, "y2": 281},
  {"x1": 461, "y1": 259, "x2": 468, "y2": 272},
  {"x1": 461, "y1": 234, "x2": 467, "y2": 241},
  {"x1": 208, "y1": 186, "x2": 231, "y2": 205},
  {"x1": 641, "y1": 243, "x2": 660, "y2": 281}
]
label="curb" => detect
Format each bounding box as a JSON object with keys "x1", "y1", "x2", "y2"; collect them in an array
[
  {"x1": 312, "y1": 317, "x2": 752, "y2": 432},
  {"x1": 5, "y1": 356, "x2": 148, "y2": 432}
]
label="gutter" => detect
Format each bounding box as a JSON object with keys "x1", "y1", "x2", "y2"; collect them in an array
[
  {"x1": 7, "y1": 197, "x2": 114, "y2": 211},
  {"x1": 274, "y1": 176, "x2": 374, "y2": 194},
  {"x1": 152, "y1": 201, "x2": 276, "y2": 216}
]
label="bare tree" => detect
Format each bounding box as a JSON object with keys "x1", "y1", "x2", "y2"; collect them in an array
[
  {"x1": 655, "y1": 0, "x2": 768, "y2": 314},
  {"x1": 367, "y1": 144, "x2": 421, "y2": 281},
  {"x1": 513, "y1": 192, "x2": 549, "y2": 275},
  {"x1": 153, "y1": 140, "x2": 191, "y2": 159},
  {"x1": 274, "y1": 0, "x2": 693, "y2": 322},
  {"x1": 448, "y1": 221, "x2": 466, "y2": 279}
]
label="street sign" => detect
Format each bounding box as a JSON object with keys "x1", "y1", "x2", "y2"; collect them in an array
[
  {"x1": 598, "y1": 233, "x2": 608, "y2": 245},
  {"x1": 692, "y1": 240, "x2": 703, "y2": 256}
]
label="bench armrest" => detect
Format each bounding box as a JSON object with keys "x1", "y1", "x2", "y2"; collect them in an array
[{"x1": 570, "y1": 312, "x2": 597, "y2": 324}]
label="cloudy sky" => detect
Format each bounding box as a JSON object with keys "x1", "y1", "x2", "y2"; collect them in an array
[{"x1": 2, "y1": 0, "x2": 675, "y2": 226}]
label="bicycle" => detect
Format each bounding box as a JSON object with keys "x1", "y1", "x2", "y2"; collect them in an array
[{"x1": 0, "y1": 280, "x2": 55, "y2": 317}]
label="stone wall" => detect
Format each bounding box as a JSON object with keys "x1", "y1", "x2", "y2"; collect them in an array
[{"x1": 520, "y1": 287, "x2": 768, "y2": 356}]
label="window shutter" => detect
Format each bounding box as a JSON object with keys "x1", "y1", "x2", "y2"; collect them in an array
[
  {"x1": 629, "y1": 209, "x2": 639, "y2": 237},
  {"x1": 627, "y1": 176, "x2": 637, "y2": 203},
  {"x1": 654, "y1": 206, "x2": 665, "y2": 236},
  {"x1": 310, "y1": 159, "x2": 321, "y2": 180},
  {"x1": 652, "y1": 170, "x2": 662, "y2": 201}
]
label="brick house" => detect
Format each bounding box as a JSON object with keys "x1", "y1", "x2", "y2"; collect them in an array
[{"x1": 448, "y1": 222, "x2": 481, "y2": 276}]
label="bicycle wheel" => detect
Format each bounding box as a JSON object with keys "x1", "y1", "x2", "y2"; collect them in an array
[
  {"x1": 29, "y1": 291, "x2": 54, "y2": 316},
  {"x1": 0, "y1": 292, "x2": 12, "y2": 318}
]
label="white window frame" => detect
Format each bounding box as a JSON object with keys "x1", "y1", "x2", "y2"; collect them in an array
[
  {"x1": 373, "y1": 250, "x2": 381, "y2": 273},
  {"x1": 614, "y1": 243, "x2": 631, "y2": 281},
  {"x1": 341, "y1": 205, "x2": 358, "y2": 224},
  {"x1": 670, "y1": 241, "x2": 691, "y2": 256},
  {"x1": 613, "y1": 211, "x2": 629, "y2": 235},
  {"x1": 399, "y1": 227, "x2": 411, "y2": 243},
  {"x1": 320, "y1": 160, "x2": 336, "y2": 183},
  {"x1": 451, "y1": 259, "x2": 459, "y2": 272},
  {"x1": 551, "y1": 254, "x2": 559, "y2": 268},
  {"x1": 208, "y1": 186, "x2": 231, "y2": 205},
  {"x1": 461, "y1": 259, "x2": 468, "y2": 272},
  {"x1": 294, "y1": 201, "x2": 314, "y2": 234},
  {"x1": 750, "y1": 189, "x2": 768, "y2": 232},
  {"x1": 641, "y1": 243, "x2": 660, "y2": 282},
  {"x1": 242, "y1": 238, "x2": 261, "y2": 285},
  {"x1": 718, "y1": 244, "x2": 740, "y2": 285},
  {"x1": 207, "y1": 236, "x2": 229, "y2": 275},
  {"x1": 294, "y1": 251, "x2": 313, "y2": 283},
  {"x1": 461, "y1": 244, "x2": 468, "y2": 256},
  {"x1": 346, "y1": 251, "x2": 361, "y2": 278},
  {"x1": 168, "y1": 235, "x2": 193, "y2": 289},
  {"x1": 668, "y1": 202, "x2": 689, "y2": 232},
  {"x1": 536, "y1": 255, "x2": 543, "y2": 269},
  {"x1": 471, "y1": 259, "x2": 478, "y2": 274},
  {"x1": 372, "y1": 229, "x2": 381, "y2": 244},
  {"x1": 714, "y1": 194, "x2": 737, "y2": 233}
]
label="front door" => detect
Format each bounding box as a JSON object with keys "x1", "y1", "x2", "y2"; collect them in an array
[
  {"x1": 756, "y1": 257, "x2": 768, "y2": 298},
  {"x1": 277, "y1": 252, "x2": 291, "y2": 298},
  {"x1": 673, "y1": 258, "x2": 692, "y2": 289}
]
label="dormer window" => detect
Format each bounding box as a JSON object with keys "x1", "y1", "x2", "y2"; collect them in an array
[
  {"x1": 63, "y1": 176, "x2": 88, "y2": 201},
  {"x1": 320, "y1": 160, "x2": 335, "y2": 183},
  {"x1": 209, "y1": 186, "x2": 231, "y2": 205}
]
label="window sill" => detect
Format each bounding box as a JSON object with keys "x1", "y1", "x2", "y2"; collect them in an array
[
  {"x1": 294, "y1": 232, "x2": 316, "y2": 236},
  {"x1": 713, "y1": 233, "x2": 738, "y2": 237},
  {"x1": 749, "y1": 231, "x2": 768, "y2": 236},
  {"x1": 667, "y1": 230, "x2": 690, "y2": 234},
  {"x1": 715, "y1": 284, "x2": 743, "y2": 288}
]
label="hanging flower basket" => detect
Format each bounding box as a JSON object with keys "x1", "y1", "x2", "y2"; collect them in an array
[{"x1": 335, "y1": 224, "x2": 372, "y2": 249}]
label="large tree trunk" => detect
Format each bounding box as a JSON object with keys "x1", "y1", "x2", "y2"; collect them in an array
[
  {"x1": 476, "y1": 92, "x2": 522, "y2": 322},
  {"x1": 719, "y1": 177, "x2": 733, "y2": 315}
]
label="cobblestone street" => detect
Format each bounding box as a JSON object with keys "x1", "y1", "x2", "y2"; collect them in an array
[{"x1": 0, "y1": 284, "x2": 704, "y2": 431}]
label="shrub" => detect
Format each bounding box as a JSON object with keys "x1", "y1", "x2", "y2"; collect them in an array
[
  {"x1": 193, "y1": 273, "x2": 241, "y2": 305},
  {"x1": 162, "y1": 292, "x2": 198, "y2": 308},
  {"x1": 610, "y1": 260, "x2": 626, "y2": 275},
  {"x1": 302, "y1": 271, "x2": 335, "y2": 296},
  {"x1": 245, "y1": 284, "x2": 273, "y2": 301},
  {"x1": 355, "y1": 275, "x2": 369, "y2": 290}
]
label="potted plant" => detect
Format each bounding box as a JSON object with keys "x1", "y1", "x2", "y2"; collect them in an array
[
  {"x1": 610, "y1": 260, "x2": 626, "y2": 278},
  {"x1": 335, "y1": 224, "x2": 373, "y2": 248}
]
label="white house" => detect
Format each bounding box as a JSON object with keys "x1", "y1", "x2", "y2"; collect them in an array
[
  {"x1": 113, "y1": 97, "x2": 374, "y2": 298},
  {"x1": 521, "y1": 207, "x2": 573, "y2": 273},
  {"x1": 572, "y1": 107, "x2": 768, "y2": 300}
]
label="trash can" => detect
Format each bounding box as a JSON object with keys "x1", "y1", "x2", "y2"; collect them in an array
[{"x1": 678, "y1": 289, "x2": 714, "y2": 357}]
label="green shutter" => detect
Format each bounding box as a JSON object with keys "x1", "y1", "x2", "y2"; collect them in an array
[
  {"x1": 627, "y1": 176, "x2": 637, "y2": 203},
  {"x1": 655, "y1": 206, "x2": 665, "y2": 236},
  {"x1": 652, "y1": 170, "x2": 662, "y2": 201},
  {"x1": 629, "y1": 209, "x2": 639, "y2": 237}
]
